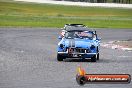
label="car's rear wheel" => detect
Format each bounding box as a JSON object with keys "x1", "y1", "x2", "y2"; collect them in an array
[
  {"x1": 91, "y1": 55, "x2": 96, "y2": 62},
  {"x1": 57, "y1": 54, "x2": 64, "y2": 61}
]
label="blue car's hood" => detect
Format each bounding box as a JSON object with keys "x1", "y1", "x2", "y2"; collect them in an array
[{"x1": 64, "y1": 38, "x2": 95, "y2": 48}]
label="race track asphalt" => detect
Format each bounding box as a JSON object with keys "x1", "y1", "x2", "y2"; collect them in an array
[{"x1": 0, "y1": 28, "x2": 132, "y2": 88}]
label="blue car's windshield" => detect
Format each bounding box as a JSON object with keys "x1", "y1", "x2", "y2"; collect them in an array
[{"x1": 65, "y1": 31, "x2": 93, "y2": 39}]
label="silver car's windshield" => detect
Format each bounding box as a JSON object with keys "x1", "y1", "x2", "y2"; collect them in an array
[{"x1": 65, "y1": 31, "x2": 93, "y2": 39}]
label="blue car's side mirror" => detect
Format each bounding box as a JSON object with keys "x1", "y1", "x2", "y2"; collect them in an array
[
  {"x1": 97, "y1": 38, "x2": 101, "y2": 41},
  {"x1": 58, "y1": 36, "x2": 62, "y2": 39}
]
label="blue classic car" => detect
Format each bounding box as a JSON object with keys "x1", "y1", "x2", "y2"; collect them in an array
[{"x1": 57, "y1": 24, "x2": 100, "y2": 62}]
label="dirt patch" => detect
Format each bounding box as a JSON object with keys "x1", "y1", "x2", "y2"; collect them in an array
[
  {"x1": 100, "y1": 39, "x2": 132, "y2": 51},
  {"x1": 113, "y1": 39, "x2": 132, "y2": 48}
]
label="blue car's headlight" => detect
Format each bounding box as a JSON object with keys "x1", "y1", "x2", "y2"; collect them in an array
[
  {"x1": 60, "y1": 44, "x2": 64, "y2": 49},
  {"x1": 90, "y1": 45, "x2": 95, "y2": 50}
]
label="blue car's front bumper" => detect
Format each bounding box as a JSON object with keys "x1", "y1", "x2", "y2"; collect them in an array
[{"x1": 57, "y1": 51, "x2": 97, "y2": 58}]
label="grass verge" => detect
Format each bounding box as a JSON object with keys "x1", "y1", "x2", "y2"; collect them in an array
[{"x1": 0, "y1": 0, "x2": 132, "y2": 28}]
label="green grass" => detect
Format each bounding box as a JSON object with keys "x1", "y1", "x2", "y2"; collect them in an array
[{"x1": 0, "y1": 0, "x2": 132, "y2": 28}]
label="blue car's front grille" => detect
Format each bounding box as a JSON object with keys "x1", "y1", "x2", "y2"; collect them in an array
[{"x1": 67, "y1": 48, "x2": 90, "y2": 53}]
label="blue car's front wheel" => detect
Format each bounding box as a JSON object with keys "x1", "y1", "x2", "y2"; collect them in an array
[
  {"x1": 97, "y1": 53, "x2": 99, "y2": 60},
  {"x1": 57, "y1": 54, "x2": 65, "y2": 61},
  {"x1": 97, "y1": 47, "x2": 99, "y2": 60},
  {"x1": 91, "y1": 55, "x2": 97, "y2": 62}
]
